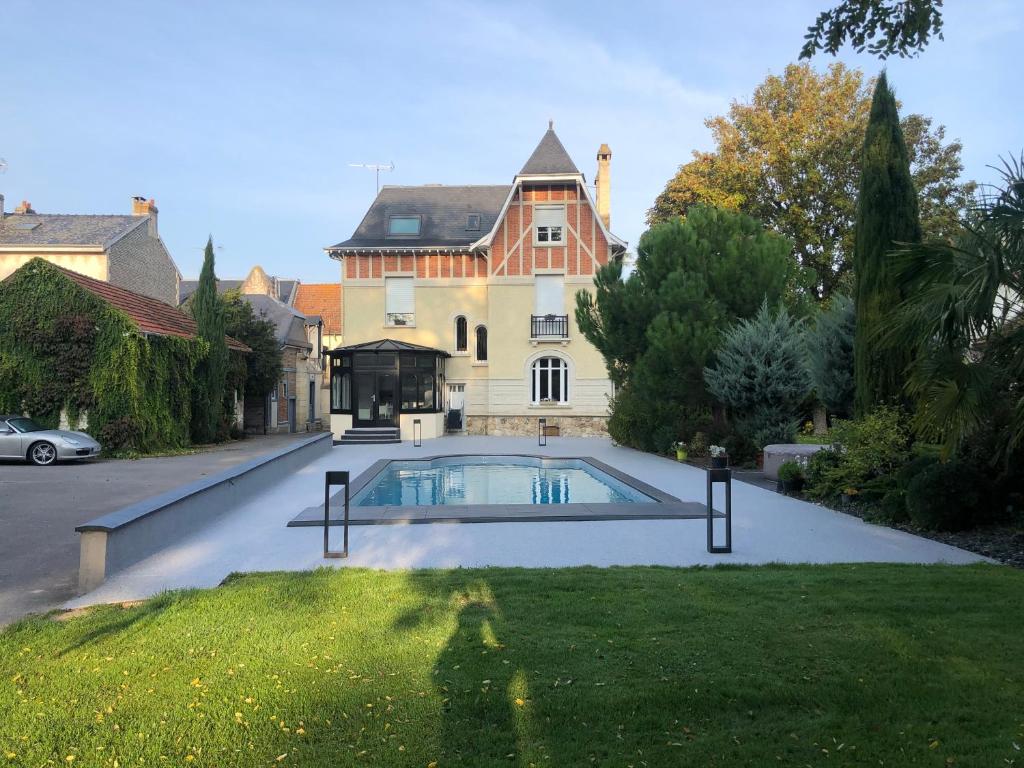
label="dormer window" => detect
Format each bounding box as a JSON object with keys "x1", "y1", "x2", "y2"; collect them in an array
[
  {"x1": 466, "y1": 214, "x2": 481, "y2": 231},
  {"x1": 387, "y1": 215, "x2": 421, "y2": 237},
  {"x1": 534, "y1": 205, "x2": 565, "y2": 245}
]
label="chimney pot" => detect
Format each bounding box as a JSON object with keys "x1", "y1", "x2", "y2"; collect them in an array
[
  {"x1": 14, "y1": 200, "x2": 35, "y2": 215},
  {"x1": 131, "y1": 196, "x2": 158, "y2": 236}
]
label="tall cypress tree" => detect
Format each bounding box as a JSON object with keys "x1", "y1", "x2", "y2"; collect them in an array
[
  {"x1": 853, "y1": 72, "x2": 921, "y2": 415},
  {"x1": 190, "y1": 237, "x2": 228, "y2": 442}
]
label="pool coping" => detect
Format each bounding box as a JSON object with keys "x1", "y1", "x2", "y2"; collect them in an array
[{"x1": 288, "y1": 454, "x2": 718, "y2": 526}]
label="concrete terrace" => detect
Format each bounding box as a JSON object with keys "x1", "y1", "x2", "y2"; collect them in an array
[{"x1": 66, "y1": 436, "x2": 986, "y2": 610}]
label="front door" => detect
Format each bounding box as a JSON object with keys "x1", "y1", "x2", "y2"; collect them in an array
[{"x1": 354, "y1": 372, "x2": 398, "y2": 427}]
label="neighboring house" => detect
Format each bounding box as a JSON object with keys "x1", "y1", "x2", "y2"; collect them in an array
[
  {"x1": 179, "y1": 265, "x2": 324, "y2": 434},
  {"x1": 324, "y1": 124, "x2": 625, "y2": 441},
  {"x1": 0, "y1": 195, "x2": 181, "y2": 305},
  {"x1": 293, "y1": 282, "x2": 343, "y2": 417}
]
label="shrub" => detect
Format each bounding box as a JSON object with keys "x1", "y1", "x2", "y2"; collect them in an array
[
  {"x1": 906, "y1": 460, "x2": 983, "y2": 531},
  {"x1": 805, "y1": 448, "x2": 842, "y2": 499},
  {"x1": 805, "y1": 294, "x2": 855, "y2": 418},
  {"x1": 825, "y1": 406, "x2": 912, "y2": 498},
  {"x1": 777, "y1": 460, "x2": 805, "y2": 482}
]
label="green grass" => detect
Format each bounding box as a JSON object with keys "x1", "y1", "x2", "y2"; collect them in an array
[{"x1": 2, "y1": 565, "x2": 1022, "y2": 766}]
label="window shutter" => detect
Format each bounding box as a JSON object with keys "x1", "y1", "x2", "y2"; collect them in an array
[
  {"x1": 385, "y1": 277, "x2": 414, "y2": 314},
  {"x1": 534, "y1": 205, "x2": 565, "y2": 228},
  {"x1": 535, "y1": 275, "x2": 564, "y2": 315}
]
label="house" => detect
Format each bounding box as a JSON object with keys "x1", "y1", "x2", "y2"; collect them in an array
[
  {"x1": 292, "y1": 282, "x2": 343, "y2": 417},
  {"x1": 179, "y1": 265, "x2": 325, "y2": 433},
  {"x1": 0, "y1": 258, "x2": 248, "y2": 450},
  {"x1": 324, "y1": 124, "x2": 625, "y2": 441},
  {"x1": 0, "y1": 196, "x2": 181, "y2": 305}
]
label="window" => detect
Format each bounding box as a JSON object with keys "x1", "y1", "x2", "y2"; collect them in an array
[
  {"x1": 532, "y1": 357, "x2": 569, "y2": 404},
  {"x1": 534, "y1": 205, "x2": 565, "y2": 245},
  {"x1": 466, "y1": 214, "x2": 481, "y2": 231},
  {"x1": 455, "y1": 316, "x2": 467, "y2": 352},
  {"x1": 400, "y1": 373, "x2": 435, "y2": 410},
  {"x1": 387, "y1": 215, "x2": 421, "y2": 237},
  {"x1": 475, "y1": 326, "x2": 488, "y2": 362},
  {"x1": 331, "y1": 370, "x2": 351, "y2": 412},
  {"x1": 385, "y1": 277, "x2": 415, "y2": 326}
]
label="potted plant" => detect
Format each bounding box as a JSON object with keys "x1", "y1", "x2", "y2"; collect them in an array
[
  {"x1": 776, "y1": 460, "x2": 805, "y2": 494},
  {"x1": 709, "y1": 445, "x2": 729, "y2": 469},
  {"x1": 673, "y1": 441, "x2": 688, "y2": 462}
]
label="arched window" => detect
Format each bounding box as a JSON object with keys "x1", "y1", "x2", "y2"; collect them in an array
[
  {"x1": 532, "y1": 357, "x2": 568, "y2": 404},
  {"x1": 455, "y1": 316, "x2": 467, "y2": 352},
  {"x1": 475, "y1": 326, "x2": 488, "y2": 362}
]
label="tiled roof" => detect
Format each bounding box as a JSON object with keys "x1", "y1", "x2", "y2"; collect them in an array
[
  {"x1": 334, "y1": 338, "x2": 449, "y2": 356},
  {"x1": 0, "y1": 213, "x2": 146, "y2": 247},
  {"x1": 293, "y1": 283, "x2": 342, "y2": 336},
  {"x1": 328, "y1": 185, "x2": 510, "y2": 250},
  {"x1": 520, "y1": 127, "x2": 580, "y2": 175},
  {"x1": 51, "y1": 265, "x2": 249, "y2": 352}
]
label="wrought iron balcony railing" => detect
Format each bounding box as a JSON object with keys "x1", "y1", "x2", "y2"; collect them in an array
[{"x1": 531, "y1": 314, "x2": 569, "y2": 339}]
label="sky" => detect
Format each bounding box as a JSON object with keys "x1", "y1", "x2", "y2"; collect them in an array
[{"x1": 1, "y1": 0, "x2": 1020, "y2": 283}]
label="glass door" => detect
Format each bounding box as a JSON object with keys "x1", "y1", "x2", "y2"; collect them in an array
[
  {"x1": 376, "y1": 373, "x2": 397, "y2": 426},
  {"x1": 355, "y1": 372, "x2": 375, "y2": 426}
]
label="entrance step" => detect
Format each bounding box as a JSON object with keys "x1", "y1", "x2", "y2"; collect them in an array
[{"x1": 336, "y1": 426, "x2": 401, "y2": 445}]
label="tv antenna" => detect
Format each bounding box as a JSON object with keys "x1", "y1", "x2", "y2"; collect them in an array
[{"x1": 349, "y1": 161, "x2": 394, "y2": 194}]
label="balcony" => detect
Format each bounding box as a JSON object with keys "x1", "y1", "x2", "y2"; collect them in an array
[{"x1": 531, "y1": 314, "x2": 569, "y2": 340}]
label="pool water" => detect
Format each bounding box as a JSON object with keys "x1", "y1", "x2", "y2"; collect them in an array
[{"x1": 352, "y1": 456, "x2": 656, "y2": 507}]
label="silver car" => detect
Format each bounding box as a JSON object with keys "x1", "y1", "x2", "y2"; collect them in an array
[{"x1": 0, "y1": 415, "x2": 102, "y2": 465}]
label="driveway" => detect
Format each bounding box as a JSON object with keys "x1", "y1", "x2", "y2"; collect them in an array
[
  {"x1": 63, "y1": 436, "x2": 988, "y2": 612},
  {"x1": 0, "y1": 433, "x2": 316, "y2": 626}
]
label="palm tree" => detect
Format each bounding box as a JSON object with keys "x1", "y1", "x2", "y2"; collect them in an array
[{"x1": 887, "y1": 154, "x2": 1024, "y2": 463}]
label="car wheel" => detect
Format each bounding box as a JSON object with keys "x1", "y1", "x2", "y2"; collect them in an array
[{"x1": 28, "y1": 441, "x2": 57, "y2": 466}]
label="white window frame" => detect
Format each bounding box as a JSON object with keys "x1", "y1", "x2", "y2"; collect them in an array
[
  {"x1": 534, "y1": 205, "x2": 565, "y2": 246},
  {"x1": 385, "y1": 276, "x2": 415, "y2": 327},
  {"x1": 531, "y1": 356, "x2": 569, "y2": 405}
]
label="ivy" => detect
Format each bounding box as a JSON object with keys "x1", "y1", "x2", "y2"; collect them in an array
[{"x1": 0, "y1": 259, "x2": 205, "y2": 454}]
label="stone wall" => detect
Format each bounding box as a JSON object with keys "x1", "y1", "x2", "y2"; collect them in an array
[
  {"x1": 466, "y1": 414, "x2": 607, "y2": 437},
  {"x1": 106, "y1": 221, "x2": 179, "y2": 305}
]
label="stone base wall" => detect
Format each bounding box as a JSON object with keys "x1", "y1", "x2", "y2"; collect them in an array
[{"x1": 466, "y1": 415, "x2": 608, "y2": 437}]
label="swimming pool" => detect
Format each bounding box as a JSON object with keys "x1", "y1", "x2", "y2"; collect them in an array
[{"x1": 351, "y1": 455, "x2": 657, "y2": 507}]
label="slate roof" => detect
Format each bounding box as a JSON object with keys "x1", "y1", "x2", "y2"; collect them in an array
[
  {"x1": 245, "y1": 293, "x2": 313, "y2": 351},
  {"x1": 44, "y1": 264, "x2": 249, "y2": 351},
  {"x1": 333, "y1": 338, "x2": 450, "y2": 356},
  {"x1": 519, "y1": 127, "x2": 580, "y2": 175},
  {"x1": 294, "y1": 283, "x2": 342, "y2": 336},
  {"x1": 178, "y1": 279, "x2": 243, "y2": 304},
  {"x1": 328, "y1": 185, "x2": 510, "y2": 250},
  {"x1": 0, "y1": 213, "x2": 147, "y2": 247}
]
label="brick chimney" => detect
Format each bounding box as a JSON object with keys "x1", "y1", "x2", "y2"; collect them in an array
[
  {"x1": 595, "y1": 144, "x2": 611, "y2": 229},
  {"x1": 131, "y1": 196, "x2": 158, "y2": 236},
  {"x1": 14, "y1": 200, "x2": 35, "y2": 215}
]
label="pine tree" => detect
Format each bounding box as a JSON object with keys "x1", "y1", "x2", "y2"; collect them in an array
[
  {"x1": 853, "y1": 72, "x2": 921, "y2": 415},
  {"x1": 189, "y1": 237, "x2": 228, "y2": 442}
]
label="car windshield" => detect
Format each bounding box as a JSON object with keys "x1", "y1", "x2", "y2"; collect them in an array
[{"x1": 7, "y1": 417, "x2": 44, "y2": 433}]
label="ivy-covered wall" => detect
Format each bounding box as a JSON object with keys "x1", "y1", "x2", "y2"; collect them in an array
[{"x1": 0, "y1": 259, "x2": 206, "y2": 453}]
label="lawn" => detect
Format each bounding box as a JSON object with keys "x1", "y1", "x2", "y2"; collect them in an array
[{"x1": 2, "y1": 565, "x2": 1022, "y2": 767}]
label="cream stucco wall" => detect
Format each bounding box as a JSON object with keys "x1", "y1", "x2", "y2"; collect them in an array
[
  {"x1": 0, "y1": 250, "x2": 107, "y2": 283},
  {"x1": 340, "y1": 276, "x2": 612, "y2": 424}
]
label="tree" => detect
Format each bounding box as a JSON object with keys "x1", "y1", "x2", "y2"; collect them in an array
[
  {"x1": 805, "y1": 294, "x2": 856, "y2": 418},
  {"x1": 704, "y1": 301, "x2": 812, "y2": 449},
  {"x1": 800, "y1": 0, "x2": 944, "y2": 60},
  {"x1": 576, "y1": 206, "x2": 795, "y2": 451},
  {"x1": 221, "y1": 290, "x2": 282, "y2": 403},
  {"x1": 853, "y1": 71, "x2": 921, "y2": 415},
  {"x1": 886, "y1": 154, "x2": 1024, "y2": 464},
  {"x1": 648, "y1": 63, "x2": 973, "y2": 301},
  {"x1": 189, "y1": 237, "x2": 228, "y2": 442}
]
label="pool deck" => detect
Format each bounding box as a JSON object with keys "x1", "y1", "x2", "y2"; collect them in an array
[{"x1": 65, "y1": 436, "x2": 990, "y2": 610}]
